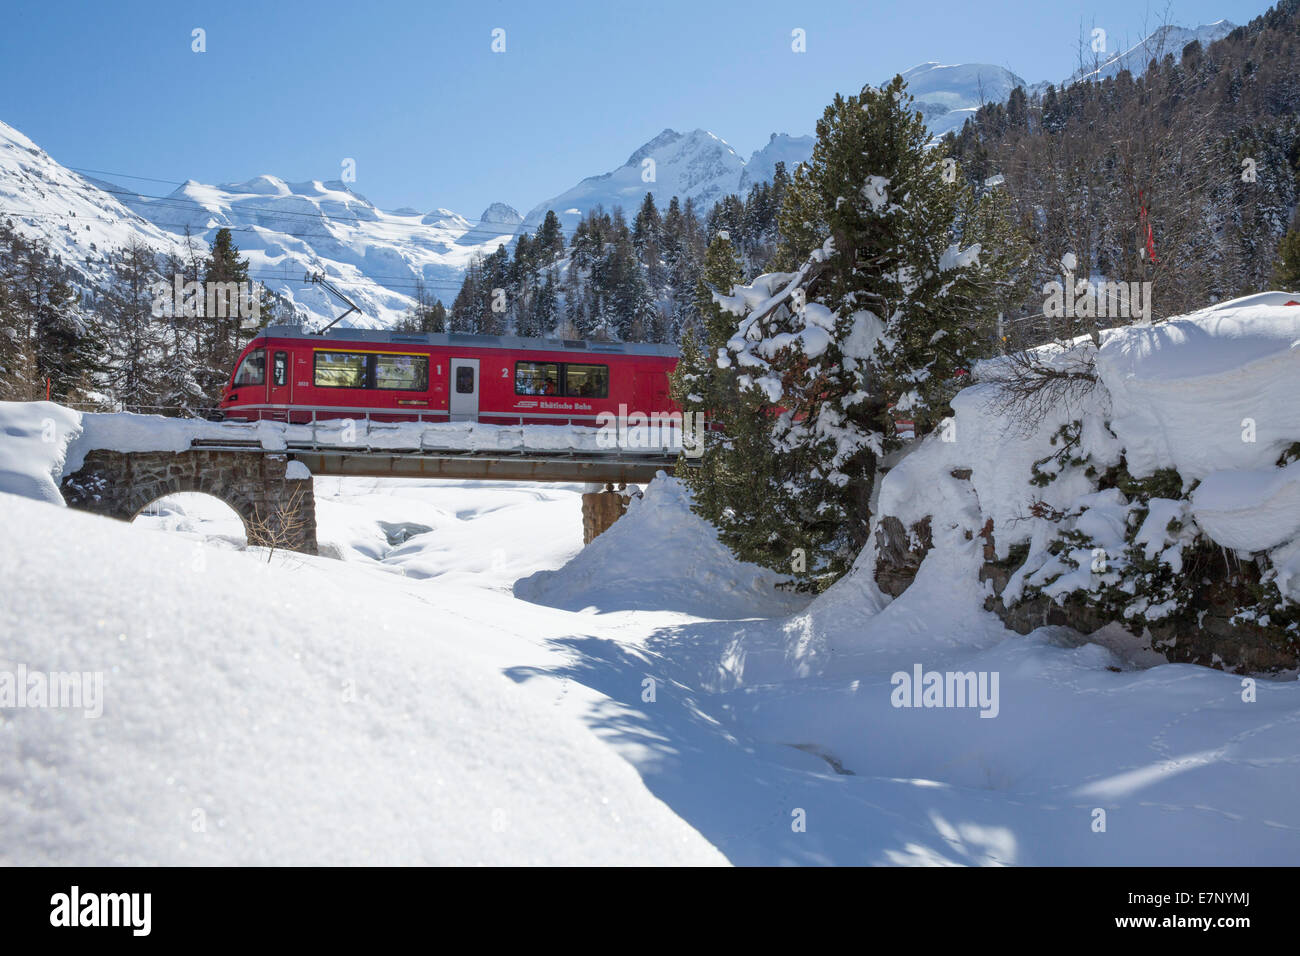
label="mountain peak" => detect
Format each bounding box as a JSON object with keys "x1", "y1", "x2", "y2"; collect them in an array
[
  {"x1": 478, "y1": 202, "x2": 523, "y2": 226},
  {"x1": 625, "y1": 128, "x2": 684, "y2": 167},
  {"x1": 226, "y1": 174, "x2": 289, "y2": 196}
]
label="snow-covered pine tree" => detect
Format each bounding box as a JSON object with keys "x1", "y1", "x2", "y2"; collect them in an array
[
  {"x1": 717, "y1": 75, "x2": 1012, "y2": 585},
  {"x1": 671, "y1": 234, "x2": 800, "y2": 576}
]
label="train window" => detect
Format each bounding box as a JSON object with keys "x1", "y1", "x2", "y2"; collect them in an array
[
  {"x1": 273, "y1": 351, "x2": 288, "y2": 387},
  {"x1": 455, "y1": 366, "x2": 475, "y2": 394},
  {"x1": 563, "y1": 363, "x2": 609, "y2": 399},
  {"x1": 233, "y1": 349, "x2": 265, "y2": 386},
  {"x1": 515, "y1": 361, "x2": 560, "y2": 396},
  {"x1": 313, "y1": 351, "x2": 368, "y2": 388},
  {"x1": 375, "y1": 353, "x2": 429, "y2": 391}
]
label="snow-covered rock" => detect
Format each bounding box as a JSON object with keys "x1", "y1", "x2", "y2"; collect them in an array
[{"x1": 1096, "y1": 294, "x2": 1300, "y2": 481}]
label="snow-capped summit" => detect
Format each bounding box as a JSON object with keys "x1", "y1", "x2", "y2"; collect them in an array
[
  {"x1": 454, "y1": 202, "x2": 523, "y2": 247},
  {"x1": 479, "y1": 201, "x2": 524, "y2": 226},
  {"x1": 519, "y1": 127, "x2": 747, "y2": 234},
  {"x1": 896, "y1": 62, "x2": 1037, "y2": 139},
  {"x1": 1072, "y1": 20, "x2": 1236, "y2": 83},
  {"x1": 0, "y1": 118, "x2": 188, "y2": 289},
  {"x1": 0, "y1": 115, "x2": 517, "y2": 329}
]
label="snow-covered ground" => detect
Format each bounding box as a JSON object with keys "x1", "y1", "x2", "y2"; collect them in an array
[{"x1": 3, "y1": 381, "x2": 1300, "y2": 864}]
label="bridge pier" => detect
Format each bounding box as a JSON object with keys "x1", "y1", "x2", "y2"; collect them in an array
[
  {"x1": 61, "y1": 449, "x2": 317, "y2": 555},
  {"x1": 581, "y1": 483, "x2": 639, "y2": 545}
]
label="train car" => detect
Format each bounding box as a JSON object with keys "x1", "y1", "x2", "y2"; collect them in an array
[{"x1": 217, "y1": 324, "x2": 680, "y2": 426}]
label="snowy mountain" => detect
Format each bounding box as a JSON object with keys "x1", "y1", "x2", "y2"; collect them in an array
[
  {"x1": 899, "y1": 62, "x2": 1039, "y2": 139},
  {"x1": 0, "y1": 16, "x2": 1237, "y2": 330},
  {"x1": 0, "y1": 120, "x2": 188, "y2": 283},
  {"x1": 0, "y1": 118, "x2": 516, "y2": 330},
  {"x1": 517, "y1": 18, "x2": 1234, "y2": 239},
  {"x1": 104, "y1": 176, "x2": 521, "y2": 329},
  {"x1": 518, "y1": 128, "x2": 748, "y2": 235},
  {"x1": 738, "y1": 132, "x2": 817, "y2": 195},
  {"x1": 1072, "y1": 19, "x2": 1236, "y2": 83}
]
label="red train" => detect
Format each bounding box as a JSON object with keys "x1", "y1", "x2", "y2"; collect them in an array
[{"x1": 218, "y1": 325, "x2": 680, "y2": 426}]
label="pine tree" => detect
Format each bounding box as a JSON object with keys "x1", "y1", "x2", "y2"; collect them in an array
[
  {"x1": 100, "y1": 238, "x2": 166, "y2": 407},
  {"x1": 774, "y1": 160, "x2": 828, "y2": 270},
  {"x1": 674, "y1": 234, "x2": 822, "y2": 578},
  {"x1": 200, "y1": 228, "x2": 255, "y2": 403},
  {"x1": 711, "y1": 76, "x2": 1011, "y2": 585},
  {"x1": 450, "y1": 257, "x2": 485, "y2": 332},
  {"x1": 1271, "y1": 225, "x2": 1300, "y2": 288},
  {"x1": 532, "y1": 270, "x2": 559, "y2": 336},
  {"x1": 535, "y1": 210, "x2": 566, "y2": 264},
  {"x1": 633, "y1": 193, "x2": 664, "y2": 266}
]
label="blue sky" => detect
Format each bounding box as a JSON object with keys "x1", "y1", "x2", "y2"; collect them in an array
[{"x1": 0, "y1": 0, "x2": 1271, "y2": 219}]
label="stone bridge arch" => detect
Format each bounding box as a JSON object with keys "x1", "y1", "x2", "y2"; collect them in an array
[{"x1": 61, "y1": 448, "x2": 317, "y2": 554}]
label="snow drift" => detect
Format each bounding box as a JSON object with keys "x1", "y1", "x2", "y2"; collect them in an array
[
  {"x1": 515, "y1": 475, "x2": 809, "y2": 619},
  {"x1": 0, "y1": 491, "x2": 725, "y2": 865}
]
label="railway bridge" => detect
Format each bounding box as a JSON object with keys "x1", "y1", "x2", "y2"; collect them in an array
[{"x1": 59, "y1": 413, "x2": 680, "y2": 555}]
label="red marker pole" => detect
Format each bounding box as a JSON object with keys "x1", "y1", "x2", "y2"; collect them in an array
[{"x1": 46, "y1": 377, "x2": 50, "y2": 401}]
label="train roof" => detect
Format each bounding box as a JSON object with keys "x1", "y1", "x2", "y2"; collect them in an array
[{"x1": 256, "y1": 324, "x2": 679, "y2": 358}]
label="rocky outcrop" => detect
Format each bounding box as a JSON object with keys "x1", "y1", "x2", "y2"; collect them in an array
[
  {"x1": 873, "y1": 516, "x2": 933, "y2": 597},
  {"x1": 873, "y1": 503, "x2": 1298, "y2": 673}
]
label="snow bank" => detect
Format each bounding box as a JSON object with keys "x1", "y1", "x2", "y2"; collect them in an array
[
  {"x1": 877, "y1": 300, "x2": 1300, "y2": 559},
  {"x1": 515, "y1": 475, "x2": 809, "y2": 619},
  {"x1": 1191, "y1": 461, "x2": 1300, "y2": 553},
  {"x1": 879, "y1": 373, "x2": 1120, "y2": 561},
  {"x1": 0, "y1": 401, "x2": 81, "y2": 505},
  {"x1": 1096, "y1": 299, "x2": 1300, "y2": 481},
  {"x1": 0, "y1": 492, "x2": 725, "y2": 865}
]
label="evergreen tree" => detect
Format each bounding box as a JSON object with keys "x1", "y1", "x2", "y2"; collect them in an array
[
  {"x1": 671, "y1": 235, "x2": 790, "y2": 568},
  {"x1": 100, "y1": 239, "x2": 166, "y2": 407},
  {"x1": 774, "y1": 160, "x2": 828, "y2": 270},
  {"x1": 535, "y1": 210, "x2": 566, "y2": 264},
  {"x1": 715, "y1": 76, "x2": 1011, "y2": 585},
  {"x1": 200, "y1": 228, "x2": 256, "y2": 403},
  {"x1": 1271, "y1": 225, "x2": 1300, "y2": 288}
]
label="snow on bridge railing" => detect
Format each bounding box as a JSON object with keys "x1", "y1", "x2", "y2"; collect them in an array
[{"x1": 61, "y1": 408, "x2": 697, "y2": 476}]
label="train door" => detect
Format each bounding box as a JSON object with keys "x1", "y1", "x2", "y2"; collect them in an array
[
  {"x1": 268, "y1": 349, "x2": 291, "y2": 418},
  {"x1": 450, "y1": 358, "x2": 479, "y2": 421},
  {"x1": 632, "y1": 365, "x2": 654, "y2": 412}
]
